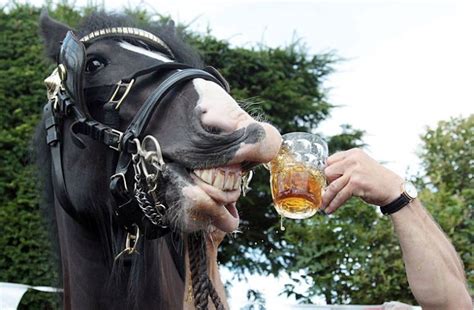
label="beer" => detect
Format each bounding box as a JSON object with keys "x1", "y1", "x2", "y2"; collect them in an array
[
  {"x1": 270, "y1": 146, "x2": 326, "y2": 219},
  {"x1": 267, "y1": 132, "x2": 328, "y2": 219}
]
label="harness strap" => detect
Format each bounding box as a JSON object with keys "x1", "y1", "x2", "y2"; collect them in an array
[
  {"x1": 44, "y1": 102, "x2": 80, "y2": 221},
  {"x1": 110, "y1": 68, "x2": 225, "y2": 239},
  {"x1": 123, "y1": 69, "x2": 225, "y2": 148},
  {"x1": 83, "y1": 63, "x2": 194, "y2": 106},
  {"x1": 71, "y1": 120, "x2": 124, "y2": 150}
]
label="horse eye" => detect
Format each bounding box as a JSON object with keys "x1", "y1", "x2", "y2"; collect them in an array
[{"x1": 85, "y1": 57, "x2": 106, "y2": 73}]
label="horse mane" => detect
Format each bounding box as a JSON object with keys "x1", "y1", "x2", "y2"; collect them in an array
[{"x1": 33, "y1": 11, "x2": 206, "y2": 308}]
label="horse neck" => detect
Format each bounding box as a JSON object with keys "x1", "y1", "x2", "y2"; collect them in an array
[
  {"x1": 54, "y1": 202, "x2": 186, "y2": 309},
  {"x1": 54, "y1": 203, "x2": 117, "y2": 309}
]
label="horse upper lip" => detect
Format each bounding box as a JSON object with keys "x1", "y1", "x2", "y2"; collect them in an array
[{"x1": 192, "y1": 166, "x2": 242, "y2": 191}]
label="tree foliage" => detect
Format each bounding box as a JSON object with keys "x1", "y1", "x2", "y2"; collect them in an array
[
  {"x1": 0, "y1": 3, "x2": 82, "y2": 308},
  {"x1": 277, "y1": 198, "x2": 413, "y2": 304},
  {"x1": 3, "y1": 2, "x2": 470, "y2": 308},
  {"x1": 419, "y1": 115, "x2": 473, "y2": 194}
]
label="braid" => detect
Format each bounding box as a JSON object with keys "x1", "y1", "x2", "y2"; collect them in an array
[
  {"x1": 187, "y1": 232, "x2": 226, "y2": 310},
  {"x1": 188, "y1": 232, "x2": 210, "y2": 309},
  {"x1": 209, "y1": 283, "x2": 225, "y2": 310}
]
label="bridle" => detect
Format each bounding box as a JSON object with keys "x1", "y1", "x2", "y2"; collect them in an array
[
  {"x1": 43, "y1": 29, "x2": 230, "y2": 241},
  {"x1": 43, "y1": 27, "x2": 235, "y2": 309}
]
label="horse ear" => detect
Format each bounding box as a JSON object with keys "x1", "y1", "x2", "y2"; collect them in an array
[
  {"x1": 39, "y1": 11, "x2": 74, "y2": 62},
  {"x1": 164, "y1": 19, "x2": 177, "y2": 35}
]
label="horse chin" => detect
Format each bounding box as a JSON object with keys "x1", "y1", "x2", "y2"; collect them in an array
[{"x1": 162, "y1": 163, "x2": 241, "y2": 233}]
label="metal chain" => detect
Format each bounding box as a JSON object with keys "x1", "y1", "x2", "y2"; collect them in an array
[
  {"x1": 134, "y1": 180, "x2": 164, "y2": 226},
  {"x1": 132, "y1": 148, "x2": 167, "y2": 227}
]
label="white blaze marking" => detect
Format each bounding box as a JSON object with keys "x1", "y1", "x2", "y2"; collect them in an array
[
  {"x1": 119, "y1": 41, "x2": 173, "y2": 62},
  {"x1": 194, "y1": 78, "x2": 251, "y2": 133}
]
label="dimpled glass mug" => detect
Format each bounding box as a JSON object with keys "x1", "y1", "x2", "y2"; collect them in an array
[{"x1": 267, "y1": 132, "x2": 328, "y2": 219}]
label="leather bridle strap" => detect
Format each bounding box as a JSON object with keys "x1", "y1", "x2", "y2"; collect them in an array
[
  {"x1": 74, "y1": 66, "x2": 227, "y2": 153},
  {"x1": 83, "y1": 62, "x2": 193, "y2": 103},
  {"x1": 44, "y1": 90, "x2": 88, "y2": 221},
  {"x1": 122, "y1": 68, "x2": 224, "y2": 150},
  {"x1": 44, "y1": 102, "x2": 79, "y2": 219},
  {"x1": 110, "y1": 68, "x2": 225, "y2": 238}
]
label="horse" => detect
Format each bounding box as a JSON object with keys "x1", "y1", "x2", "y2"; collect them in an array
[{"x1": 35, "y1": 12, "x2": 281, "y2": 309}]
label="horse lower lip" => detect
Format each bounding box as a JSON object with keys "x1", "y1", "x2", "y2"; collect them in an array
[{"x1": 224, "y1": 203, "x2": 238, "y2": 219}]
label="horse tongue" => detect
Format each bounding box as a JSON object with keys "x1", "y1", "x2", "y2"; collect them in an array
[
  {"x1": 212, "y1": 202, "x2": 239, "y2": 233},
  {"x1": 224, "y1": 202, "x2": 239, "y2": 219}
]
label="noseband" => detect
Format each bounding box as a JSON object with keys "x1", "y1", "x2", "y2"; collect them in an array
[{"x1": 43, "y1": 30, "x2": 229, "y2": 240}]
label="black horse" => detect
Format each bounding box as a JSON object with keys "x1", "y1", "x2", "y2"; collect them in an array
[{"x1": 35, "y1": 12, "x2": 281, "y2": 309}]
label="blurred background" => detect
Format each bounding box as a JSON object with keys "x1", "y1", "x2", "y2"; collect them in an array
[{"x1": 0, "y1": 0, "x2": 472, "y2": 308}]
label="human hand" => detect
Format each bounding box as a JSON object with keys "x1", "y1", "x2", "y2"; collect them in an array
[{"x1": 322, "y1": 148, "x2": 404, "y2": 214}]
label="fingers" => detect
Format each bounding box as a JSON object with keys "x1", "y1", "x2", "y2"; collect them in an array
[
  {"x1": 325, "y1": 189, "x2": 352, "y2": 214},
  {"x1": 324, "y1": 159, "x2": 350, "y2": 182},
  {"x1": 327, "y1": 149, "x2": 350, "y2": 165},
  {"x1": 322, "y1": 148, "x2": 365, "y2": 214},
  {"x1": 322, "y1": 174, "x2": 350, "y2": 209}
]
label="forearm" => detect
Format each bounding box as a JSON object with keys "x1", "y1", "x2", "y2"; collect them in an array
[{"x1": 391, "y1": 200, "x2": 472, "y2": 309}]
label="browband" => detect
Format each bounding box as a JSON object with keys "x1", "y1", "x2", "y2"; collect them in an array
[{"x1": 80, "y1": 27, "x2": 175, "y2": 59}]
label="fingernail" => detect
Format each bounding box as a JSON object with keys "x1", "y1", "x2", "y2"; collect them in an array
[{"x1": 325, "y1": 207, "x2": 333, "y2": 215}]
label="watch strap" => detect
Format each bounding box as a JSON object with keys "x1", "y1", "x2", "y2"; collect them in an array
[{"x1": 380, "y1": 193, "x2": 411, "y2": 215}]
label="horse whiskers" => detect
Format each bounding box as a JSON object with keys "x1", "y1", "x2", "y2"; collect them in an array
[
  {"x1": 226, "y1": 229, "x2": 243, "y2": 239},
  {"x1": 238, "y1": 98, "x2": 267, "y2": 123},
  {"x1": 165, "y1": 200, "x2": 185, "y2": 230}
]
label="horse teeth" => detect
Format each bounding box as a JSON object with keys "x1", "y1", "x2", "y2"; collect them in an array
[
  {"x1": 224, "y1": 173, "x2": 234, "y2": 190},
  {"x1": 233, "y1": 174, "x2": 242, "y2": 190},
  {"x1": 200, "y1": 169, "x2": 212, "y2": 185},
  {"x1": 213, "y1": 170, "x2": 225, "y2": 189},
  {"x1": 194, "y1": 169, "x2": 202, "y2": 178},
  {"x1": 194, "y1": 168, "x2": 243, "y2": 191}
]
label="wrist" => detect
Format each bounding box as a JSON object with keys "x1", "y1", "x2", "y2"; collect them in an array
[
  {"x1": 380, "y1": 180, "x2": 418, "y2": 215},
  {"x1": 379, "y1": 175, "x2": 404, "y2": 206}
]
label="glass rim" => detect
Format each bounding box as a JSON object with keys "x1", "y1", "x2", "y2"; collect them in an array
[{"x1": 282, "y1": 132, "x2": 327, "y2": 148}]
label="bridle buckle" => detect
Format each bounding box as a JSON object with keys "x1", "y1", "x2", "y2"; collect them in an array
[
  {"x1": 114, "y1": 224, "x2": 140, "y2": 261},
  {"x1": 108, "y1": 128, "x2": 124, "y2": 151},
  {"x1": 109, "y1": 79, "x2": 135, "y2": 110}
]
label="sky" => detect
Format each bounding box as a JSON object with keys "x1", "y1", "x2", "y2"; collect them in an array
[{"x1": 10, "y1": 0, "x2": 474, "y2": 308}]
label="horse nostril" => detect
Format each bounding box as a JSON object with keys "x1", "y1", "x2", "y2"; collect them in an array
[{"x1": 202, "y1": 125, "x2": 223, "y2": 135}]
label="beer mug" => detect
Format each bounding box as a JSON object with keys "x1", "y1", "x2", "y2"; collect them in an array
[{"x1": 267, "y1": 132, "x2": 328, "y2": 219}]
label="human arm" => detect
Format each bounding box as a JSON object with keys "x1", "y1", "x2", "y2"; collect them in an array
[{"x1": 322, "y1": 148, "x2": 472, "y2": 309}]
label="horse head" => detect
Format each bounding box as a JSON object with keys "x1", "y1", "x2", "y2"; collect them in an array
[{"x1": 37, "y1": 12, "x2": 281, "y2": 309}]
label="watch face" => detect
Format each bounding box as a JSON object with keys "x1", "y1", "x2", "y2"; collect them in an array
[{"x1": 405, "y1": 182, "x2": 418, "y2": 199}]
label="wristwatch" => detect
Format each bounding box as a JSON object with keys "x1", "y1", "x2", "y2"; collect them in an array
[{"x1": 380, "y1": 181, "x2": 418, "y2": 215}]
